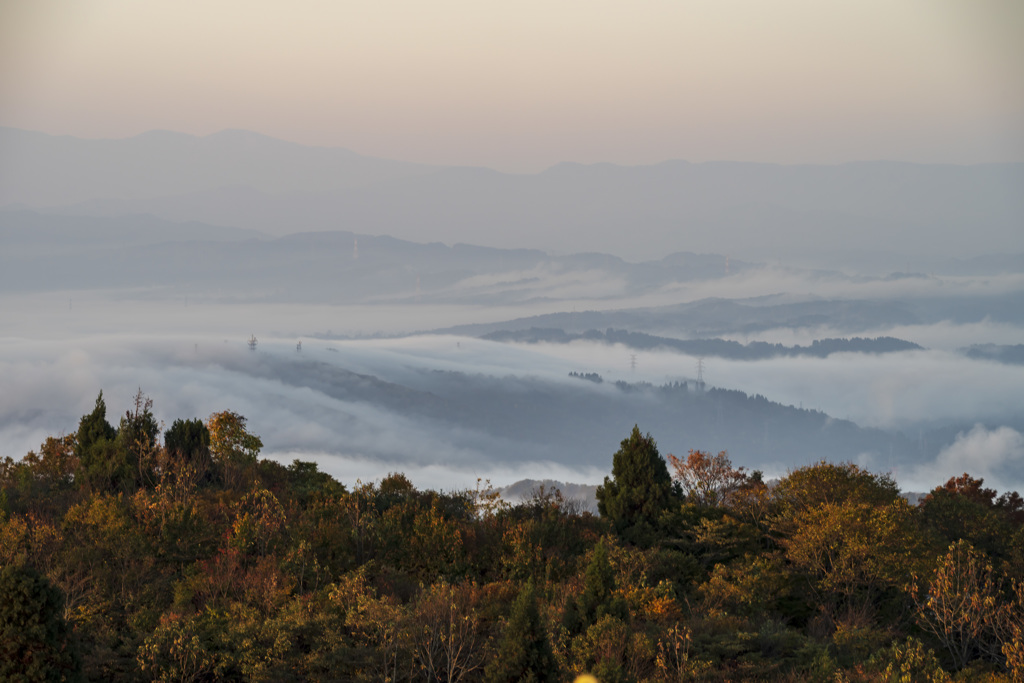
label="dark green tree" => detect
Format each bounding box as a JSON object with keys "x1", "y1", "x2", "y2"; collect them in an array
[
  {"x1": 116, "y1": 389, "x2": 159, "y2": 488},
  {"x1": 919, "y1": 474, "x2": 1022, "y2": 566},
  {"x1": 577, "y1": 538, "x2": 627, "y2": 628},
  {"x1": 75, "y1": 390, "x2": 158, "y2": 492},
  {"x1": 74, "y1": 392, "x2": 126, "y2": 492},
  {"x1": 485, "y1": 581, "x2": 559, "y2": 683},
  {"x1": 595, "y1": 425, "x2": 674, "y2": 546},
  {"x1": 74, "y1": 392, "x2": 116, "y2": 462},
  {"x1": 0, "y1": 565, "x2": 82, "y2": 682},
  {"x1": 164, "y1": 417, "x2": 212, "y2": 483}
]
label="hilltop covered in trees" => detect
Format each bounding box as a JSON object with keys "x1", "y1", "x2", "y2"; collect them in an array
[
  {"x1": 1, "y1": 392, "x2": 1023, "y2": 682},
  {"x1": 482, "y1": 329, "x2": 924, "y2": 361}
]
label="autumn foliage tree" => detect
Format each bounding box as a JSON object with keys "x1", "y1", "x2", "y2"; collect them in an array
[
  {"x1": 206, "y1": 411, "x2": 262, "y2": 489},
  {"x1": 781, "y1": 496, "x2": 924, "y2": 624},
  {"x1": 774, "y1": 460, "x2": 901, "y2": 512},
  {"x1": 667, "y1": 449, "x2": 748, "y2": 507},
  {"x1": 912, "y1": 540, "x2": 1013, "y2": 670},
  {"x1": 6, "y1": 395, "x2": 1024, "y2": 682}
]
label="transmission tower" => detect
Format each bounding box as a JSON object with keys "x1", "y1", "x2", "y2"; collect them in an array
[
  {"x1": 296, "y1": 341, "x2": 302, "y2": 352},
  {"x1": 696, "y1": 357, "x2": 705, "y2": 391},
  {"x1": 353, "y1": 237, "x2": 359, "y2": 260},
  {"x1": 630, "y1": 353, "x2": 637, "y2": 372},
  {"x1": 247, "y1": 335, "x2": 258, "y2": 351}
]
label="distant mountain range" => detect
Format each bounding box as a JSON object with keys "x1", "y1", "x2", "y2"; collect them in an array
[
  {"x1": 437, "y1": 292, "x2": 1024, "y2": 338},
  {"x1": 0, "y1": 208, "x2": 746, "y2": 299},
  {"x1": 0, "y1": 127, "x2": 433, "y2": 205},
  {"x1": 2, "y1": 127, "x2": 1021, "y2": 263},
  {"x1": 4, "y1": 207, "x2": 1020, "y2": 335}
]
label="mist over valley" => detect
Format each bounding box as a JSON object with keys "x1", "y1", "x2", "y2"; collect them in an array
[{"x1": 2, "y1": 137, "x2": 1022, "y2": 495}]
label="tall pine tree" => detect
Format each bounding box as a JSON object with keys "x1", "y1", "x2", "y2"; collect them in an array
[
  {"x1": 595, "y1": 425, "x2": 674, "y2": 546},
  {"x1": 74, "y1": 391, "x2": 126, "y2": 492}
]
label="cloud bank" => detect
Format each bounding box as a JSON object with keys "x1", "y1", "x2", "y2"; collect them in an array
[
  {"x1": 2, "y1": 333, "x2": 1022, "y2": 493},
  {"x1": 902, "y1": 424, "x2": 1024, "y2": 493}
]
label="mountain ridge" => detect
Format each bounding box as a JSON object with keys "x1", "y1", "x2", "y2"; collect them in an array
[{"x1": 3, "y1": 127, "x2": 1021, "y2": 262}]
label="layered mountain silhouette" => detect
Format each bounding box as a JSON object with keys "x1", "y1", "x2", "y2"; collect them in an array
[{"x1": 3, "y1": 127, "x2": 1021, "y2": 263}]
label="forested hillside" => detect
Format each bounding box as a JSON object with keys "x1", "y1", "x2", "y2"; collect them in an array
[
  {"x1": 1, "y1": 391, "x2": 1022, "y2": 682},
  {"x1": 482, "y1": 329, "x2": 923, "y2": 360}
]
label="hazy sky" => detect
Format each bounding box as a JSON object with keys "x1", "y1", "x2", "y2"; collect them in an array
[{"x1": 2, "y1": 0, "x2": 1022, "y2": 171}]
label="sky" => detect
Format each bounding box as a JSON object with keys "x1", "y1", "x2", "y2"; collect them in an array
[{"x1": 2, "y1": 0, "x2": 1023, "y2": 171}]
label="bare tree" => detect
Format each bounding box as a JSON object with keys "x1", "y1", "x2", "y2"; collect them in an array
[{"x1": 412, "y1": 583, "x2": 485, "y2": 683}]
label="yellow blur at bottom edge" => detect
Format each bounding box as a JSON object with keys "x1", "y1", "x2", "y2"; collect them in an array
[{"x1": 574, "y1": 676, "x2": 599, "y2": 683}]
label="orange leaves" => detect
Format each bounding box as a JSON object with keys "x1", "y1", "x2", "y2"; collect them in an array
[
  {"x1": 774, "y1": 460, "x2": 900, "y2": 512},
  {"x1": 667, "y1": 449, "x2": 748, "y2": 508},
  {"x1": 779, "y1": 498, "x2": 923, "y2": 620},
  {"x1": 640, "y1": 582, "x2": 683, "y2": 622},
  {"x1": 1003, "y1": 581, "x2": 1024, "y2": 680},
  {"x1": 911, "y1": 540, "x2": 1016, "y2": 670}
]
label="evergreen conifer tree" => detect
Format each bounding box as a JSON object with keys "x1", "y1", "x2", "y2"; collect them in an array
[
  {"x1": 74, "y1": 391, "x2": 129, "y2": 492},
  {"x1": 577, "y1": 539, "x2": 628, "y2": 628},
  {"x1": 74, "y1": 392, "x2": 116, "y2": 460},
  {"x1": 164, "y1": 417, "x2": 213, "y2": 482},
  {"x1": 595, "y1": 425, "x2": 673, "y2": 546},
  {"x1": 486, "y1": 581, "x2": 559, "y2": 683}
]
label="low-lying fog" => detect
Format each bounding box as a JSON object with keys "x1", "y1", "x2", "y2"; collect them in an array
[
  {"x1": 2, "y1": 288, "x2": 1022, "y2": 494},
  {"x1": 3, "y1": 202, "x2": 1023, "y2": 495}
]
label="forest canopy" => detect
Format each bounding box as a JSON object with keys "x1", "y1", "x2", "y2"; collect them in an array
[{"x1": 1, "y1": 390, "x2": 1022, "y2": 682}]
